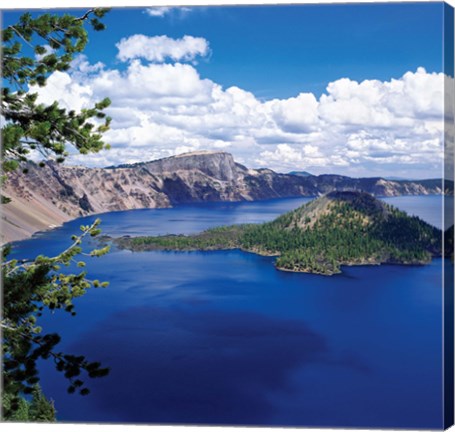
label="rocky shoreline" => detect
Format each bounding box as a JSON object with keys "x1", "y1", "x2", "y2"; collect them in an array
[{"x1": 2, "y1": 151, "x2": 450, "y2": 243}]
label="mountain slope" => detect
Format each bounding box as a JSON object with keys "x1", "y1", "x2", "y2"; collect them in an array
[
  {"x1": 113, "y1": 191, "x2": 443, "y2": 275},
  {"x1": 2, "y1": 151, "x2": 450, "y2": 243},
  {"x1": 244, "y1": 191, "x2": 442, "y2": 274}
]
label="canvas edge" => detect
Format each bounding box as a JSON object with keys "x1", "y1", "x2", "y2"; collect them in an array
[{"x1": 443, "y1": 2, "x2": 455, "y2": 430}]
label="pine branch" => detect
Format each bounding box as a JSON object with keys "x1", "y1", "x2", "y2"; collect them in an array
[
  {"x1": 4, "y1": 220, "x2": 101, "y2": 276},
  {"x1": 73, "y1": 9, "x2": 95, "y2": 22},
  {"x1": 9, "y1": 26, "x2": 33, "y2": 48}
]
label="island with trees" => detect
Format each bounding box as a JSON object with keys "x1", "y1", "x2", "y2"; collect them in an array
[{"x1": 111, "y1": 191, "x2": 444, "y2": 276}]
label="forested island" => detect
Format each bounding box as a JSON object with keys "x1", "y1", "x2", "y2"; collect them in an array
[{"x1": 111, "y1": 191, "x2": 444, "y2": 275}]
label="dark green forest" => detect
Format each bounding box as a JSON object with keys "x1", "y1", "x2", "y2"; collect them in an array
[{"x1": 113, "y1": 191, "x2": 444, "y2": 275}]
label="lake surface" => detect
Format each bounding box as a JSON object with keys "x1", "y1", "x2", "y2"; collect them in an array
[{"x1": 9, "y1": 195, "x2": 450, "y2": 428}]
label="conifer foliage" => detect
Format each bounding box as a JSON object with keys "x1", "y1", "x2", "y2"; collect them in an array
[
  {"x1": 114, "y1": 191, "x2": 443, "y2": 276},
  {"x1": 1, "y1": 8, "x2": 111, "y2": 178},
  {"x1": 1, "y1": 9, "x2": 112, "y2": 421}
]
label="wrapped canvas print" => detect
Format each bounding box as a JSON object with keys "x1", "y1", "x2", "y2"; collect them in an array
[{"x1": 1, "y1": 1, "x2": 454, "y2": 429}]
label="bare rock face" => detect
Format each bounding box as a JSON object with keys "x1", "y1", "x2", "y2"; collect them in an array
[
  {"x1": 144, "y1": 151, "x2": 240, "y2": 183},
  {"x1": 1, "y1": 150, "x2": 449, "y2": 243}
]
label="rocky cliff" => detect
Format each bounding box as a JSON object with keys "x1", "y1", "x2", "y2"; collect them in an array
[{"x1": 1, "y1": 151, "x2": 449, "y2": 243}]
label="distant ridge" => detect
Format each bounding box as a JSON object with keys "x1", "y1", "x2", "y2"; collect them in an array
[
  {"x1": 3, "y1": 151, "x2": 451, "y2": 243},
  {"x1": 105, "y1": 150, "x2": 229, "y2": 169},
  {"x1": 288, "y1": 170, "x2": 312, "y2": 177}
]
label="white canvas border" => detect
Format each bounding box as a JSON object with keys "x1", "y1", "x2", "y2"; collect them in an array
[{"x1": 0, "y1": 1, "x2": 453, "y2": 432}]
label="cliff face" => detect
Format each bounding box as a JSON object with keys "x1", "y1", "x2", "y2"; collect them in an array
[
  {"x1": 143, "y1": 151, "x2": 241, "y2": 182},
  {"x1": 1, "y1": 151, "x2": 448, "y2": 243}
]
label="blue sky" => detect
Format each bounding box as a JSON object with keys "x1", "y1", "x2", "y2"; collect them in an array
[
  {"x1": 3, "y1": 3, "x2": 450, "y2": 177},
  {"x1": 4, "y1": 3, "x2": 444, "y2": 98}
]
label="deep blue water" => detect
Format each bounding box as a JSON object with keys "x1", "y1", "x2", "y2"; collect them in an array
[{"x1": 9, "y1": 195, "x2": 450, "y2": 428}]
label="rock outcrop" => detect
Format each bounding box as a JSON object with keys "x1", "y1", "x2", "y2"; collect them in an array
[{"x1": 1, "y1": 151, "x2": 449, "y2": 243}]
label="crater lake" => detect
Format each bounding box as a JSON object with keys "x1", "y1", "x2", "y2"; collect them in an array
[{"x1": 8, "y1": 195, "x2": 451, "y2": 428}]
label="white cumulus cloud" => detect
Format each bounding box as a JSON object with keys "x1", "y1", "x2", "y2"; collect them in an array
[
  {"x1": 144, "y1": 7, "x2": 172, "y2": 17},
  {"x1": 266, "y1": 93, "x2": 320, "y2": 133},
  {"x1": 29, "y1": 39, "x2": 449, "y2": 179},
  {"x1": 144, "y1": 7, "x2": 192, "y2": 18},
  {"x1": 116, "y1": 35, "x2": 209, "y2": 63}
]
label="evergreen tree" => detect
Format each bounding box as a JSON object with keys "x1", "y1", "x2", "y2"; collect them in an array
[
  {"x1": 2, "y1": 386, "x2": 56, "y2": 422},
  {"x1": 114, "y1": 192, "x2": 443, "y2": 276},
  {"x1": 1, "y1": 9, "x2": 112, "y2": 420},
  {"x1": 2, "y1": 392, "x2": 30, "y2": 421},
  {"x1": 29, "y1": 385, "x2": 56, "y2": 422},
  {"x1": 1, "y1": 8, "x2": 111, "y2": 181}
]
